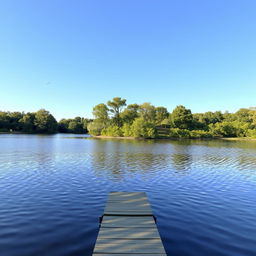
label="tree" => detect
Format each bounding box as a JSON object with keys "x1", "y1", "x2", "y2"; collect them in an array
[
  {"x1": 131, "y1": 118, "x2": 156, "y2": 138},
  {"x1": 34, "y1": 109, "x2": 57, "y2": 133},
  {"x1": 120, "y1": 104, "x2": 139, "y2": 124},
  {"x1": 138, "y1": 103, "x2": 156, "y2": 123},
  {"x1": 0, "y1": 111, "x2": 10, "y2": 131},
  {"x1": 92, "y1": 103, "x2": 109, "y2": 126},
  {"x1": 19, "y1": 113, "x2": 35, "y2": 132},
  {"x1": 87, "y1": 120, "x2": 105, "y2": 136},
  {"x1": 8, "y1": 111, "x2": 23, "y2": 131},
  {"x1": 155, "y1": 107, "x2": 169, "y2": 125},
  {"x1": 107, "y1": 97, "x2": 127, "y2": 127},
  {"x1": 171, "y1": 105, "x2": 193, "y2": 129}
]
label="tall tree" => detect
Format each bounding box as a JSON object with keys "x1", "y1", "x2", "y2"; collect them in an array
[
  {"x1": 171, "y1": 105, "x2": 193, "y2": 129},
  {"x1": 19, "y1": 113, "x2": 35, "y2": 132},
  {"x1": 92, "y1": 103, "x2": 109, "y2": 126},
  {"x1": 107, "y1": 97, "x2": 126, "y2": 127},
  {"x1": 34, "y1": 109, "x2": 57, "y2": 133},
  {"x1": 120, "y1": 104, "x2": 139, "y2": 124},
  {"x1": 138, "y1": 102, "x2": 156, "y2": 123},
  {"x1": 155, "y1": 107, "x2": 169, "y2": 125}
]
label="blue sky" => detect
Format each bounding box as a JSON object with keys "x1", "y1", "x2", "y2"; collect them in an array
[{"x1": 0, "y1": 0, "x2": 256, "y2": 120}]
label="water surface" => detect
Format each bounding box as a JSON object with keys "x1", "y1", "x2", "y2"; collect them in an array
[{"x1": 0, "y1": 134, "x2": 256, "y2": 256}]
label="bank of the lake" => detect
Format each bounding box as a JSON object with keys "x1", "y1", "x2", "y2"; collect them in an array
[{"x1": 93, "y1": 134, "x2": 256, "y2": 141}]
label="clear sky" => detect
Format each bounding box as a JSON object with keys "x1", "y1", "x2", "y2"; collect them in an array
[{"x1": 0, "y1": 0, "x2": 256, "y2": 120}]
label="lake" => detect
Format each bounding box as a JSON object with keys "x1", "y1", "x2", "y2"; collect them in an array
[{"x1": 0, "y1": 134, "x2": 256, "y2": 256}]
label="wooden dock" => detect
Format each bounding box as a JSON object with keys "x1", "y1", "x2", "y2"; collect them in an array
[{"x1": 93, "y1": 192, "x2": 167, "y2": 256}]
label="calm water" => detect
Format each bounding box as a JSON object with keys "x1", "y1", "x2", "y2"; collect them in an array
[{"x1": 0, "y1": 134, "x2": 256, "y2": 256}]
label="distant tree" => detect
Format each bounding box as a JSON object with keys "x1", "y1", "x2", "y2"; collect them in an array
[
  {"x1": 68, "y1": 120, "x2": 83, "y2": 133},
  {"x1": 92, "y1": 103, "x2": 109, "y2": 126},
  {"x1": 171, "y1": 105, "x2": 193, "y2": 129},
  {"x1": 120, "y1": 104, "x2": 139, "y2": 124},
  {"x1": 138, "y1": 103, "x2": 156, "y2": 123},
  {"x1": 19, "y1": 113, "x2": 35, "y2": 132},
  {"x1": 87, "y1": 120, "x2": 105, "y2": 136},
  {"x1": 107, "y1": 97, "x2": 127, "y2": 127},
  {"x1": 131, "y1": 118, "x2": 156, "y2": 138},
  {"x1": 8, "y1": 111, "x2": 23, "y2": 131},
  {"x1": 34, "y1": 109, "x2": 57, "y2": 133},
  {"x1": 155, "y1": 107, "x2": 169, "y2": 125},
  {"x1": 58, "y1": 119, "x2": 70, "y2": 133},
  {"x1": 0, "y1": 111, "x2": 10, "y2": 131}
]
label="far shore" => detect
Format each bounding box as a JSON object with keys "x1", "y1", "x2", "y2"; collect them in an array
[
  {"x1": 93, "y1": 135, "x2": 256, "y2": 141},
  {"x1": 1, "y1": 132, "x2": 256, "y2": 141}
]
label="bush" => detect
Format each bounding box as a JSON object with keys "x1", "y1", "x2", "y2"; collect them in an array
[
  {"x1": 169, "y1": 128, "x2": 190, "y2": 138},
  {"x1": 246, "y1": 129, "x2": 256, "y2": 138},
  {"x1": 101, "y1": 125, "x2": 123, "y2": 137},
  {"x1": 122, "y1": 123, "x2": 133, "y2": 137},
  {"x1": 130, "y1": 118, "x2": 156, "y2": 138},
  {"x1": 209, "y1": 121, "x2": 249, "y2": 137},
  {"x1": 87, "y1": 121, "x2": 105, "y2": 136},
  {"x1": 190, "y1": 130, "x2": 213, "y2": 138}
]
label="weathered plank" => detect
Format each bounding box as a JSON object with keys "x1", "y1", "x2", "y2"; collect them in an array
[
  {"x1": 93, "y1": 192, "x2": 166, "y2": 255},
  {"x1": 101, "y1": 216, "x2": 155, "y2": 228}
]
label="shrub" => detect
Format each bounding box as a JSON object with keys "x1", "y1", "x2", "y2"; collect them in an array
[
  {"x1": 101, "y1": 125, "x2": 123, "y2": 137},
  {"x1": 121, "y1": 123, "x2": 133, "y2": 137},
  {"x1": 87, "y1": 121, "x2": 105, "y2": 136},
  {"x1": 246, "y1": 129, "x2": 256, "y2": 138},
  {"x1": 190, "y1": 130, "x2": 213, "y2": 138},
  {"x1": 169, "y1": 128, "x2": 190, "y2": 138},
  {"x1": 130, "y1": 118, "x2": 156, "y2": 138}
]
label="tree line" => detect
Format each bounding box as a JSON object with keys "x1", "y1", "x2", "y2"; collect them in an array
[
  {"x1": 88, "y1": 97, "x2": 256, "y2": 139},
  {"x1": 0, "y1": 109, "x2": 91, "y2": 134},
  {"x1": 1, "y1": 98, "x2": 256, "y2": 138}
]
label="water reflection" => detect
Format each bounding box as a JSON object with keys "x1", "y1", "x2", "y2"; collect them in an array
[{"x1": 0, "y1": 135, "x2": 256, "y2": 256}]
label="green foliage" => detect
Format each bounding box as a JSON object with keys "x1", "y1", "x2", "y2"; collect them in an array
[
  {"x1": 58, "y1": 117, "x2": 90, "y2": 134},
  {"x1": 107, "y1": 97, "x2": 126, "y2": 127},
  {"x1": 19, "y1": 113, "x2": 35, "y2": 132},
  {"x1": 209, "y1": 121, "x2": 249, "y2": 137},
  {"x1": 189, "y1": 130, "x2": 213, "y2": 138},
  {"x1": 171, "y1": 105, "x2": 193, "y2": 129},
  {"x1": 34, "y1": 109, "x2": 57, "y2": 133},
  {"x1": 131, "y1": 118, "x2": 156, "y2": 138},
  {"x1": 122, "y1": 123, "x2": 133, "y2": 137},
  {"x1": 138, "y1": 103, "x2": 156, "y2": 123},
  {"x1": 246, "y1": 129, "x2": 256, "y2": 138},
  {"x1": 169, "y1": 128, "x2": 190, "y2": 138},
  {"x1": 155, "y1": 107, "x2": 169, "y2": 125},
  {"x1": 101, "y1": 125, "x2": 123, "y2": 137},
  {"x1": 120, "y1": 104, "x2": 139, "y2": 124},
  {"x1": 87, "y1": 120, "x2": 105, "y2": 136},
  {"x1": 92, "y1": 103, "x2": 109, "y2": 125}
]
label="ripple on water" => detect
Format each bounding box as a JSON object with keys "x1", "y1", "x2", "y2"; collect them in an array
[{"x1": 0, "y1": 135, "x2": 256, "y2": 255}]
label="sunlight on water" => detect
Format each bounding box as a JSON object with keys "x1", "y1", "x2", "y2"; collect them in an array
[{"x1": 0, "y1": 134, "x2": 256, "y2": 256}]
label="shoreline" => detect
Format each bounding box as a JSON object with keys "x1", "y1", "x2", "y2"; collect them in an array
[
  {"x1": 93, "y1": 135, "x2": 256, "y2": 141},
  {"x1": 1, "y1": 133, "x2": 256, "y2": 141}
]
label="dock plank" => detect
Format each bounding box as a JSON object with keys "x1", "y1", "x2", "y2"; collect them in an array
[{"x1": 92, "y1": 192, "x2": 166, "y2": 255}]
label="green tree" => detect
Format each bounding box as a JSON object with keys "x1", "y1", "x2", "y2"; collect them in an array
[
  {"x1": 131, "y1": 118, "x2": 156, "y2": 138},
  {"x1": 0, "y1": 111, "x2": 10, "y2": 131},
  {"x1": 171, "y1": 105, "x2": 193, "y2": 129},
  {"x1": 87, "y1": 120, "x2": 105, "y2": 136},
  {"x1": 155, "y1": 107, "x2": 169, "y2": 125},
  {"x1": 68, "y1": 120, "x2": 83, "y2": 133},
  {"x1": 138, "y1": 103, "x2": 156, "y2": 123},
  {"x1": 92, "y1": 103, "x2": 109, "y2": 126},
  {"x1": 120, "y1": 104, "x2": 139, "y2": 124},
  {"x1": 19, "y1": 113, "x2": 35, "y2": 132},
  {"x1": 34, "y1": 109, "x2": 57, "y2": 133},
  {"x1": 107, "y1": 97, "x2": 127, "y2": 127},
  {"x1": 8, "y1": 111, "x2": 23, "y2": 131}
]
